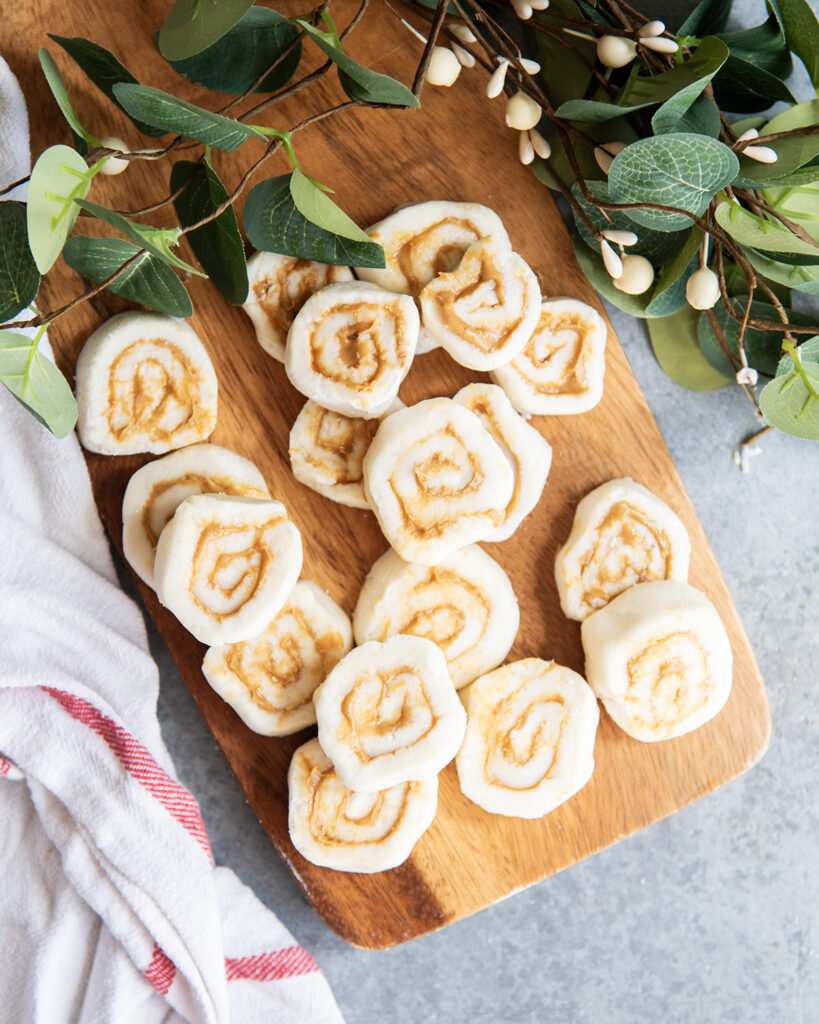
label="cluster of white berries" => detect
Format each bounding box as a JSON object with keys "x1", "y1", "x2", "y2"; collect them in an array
[
  {"x1": 598, "y1": 231, "x2": 654, "y2": 295},
  {"x1": 511, "y1": 0, "x2": 550, "y2": 20},
  {"x1": 566, "y1": 19, "x2": 678, "y2": 68},
  {"x1": 736, "y1": 128, "x2": 778, "y2": 165}
]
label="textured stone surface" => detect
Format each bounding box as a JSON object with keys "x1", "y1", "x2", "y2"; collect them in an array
[{"x1": 136, "y1": 1, "x2": 819, "y2": 1015}]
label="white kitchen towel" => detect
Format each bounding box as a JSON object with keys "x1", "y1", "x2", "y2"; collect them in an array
[{"x1": 0, "y1": 54, "x2": 344, "y2": 1024}]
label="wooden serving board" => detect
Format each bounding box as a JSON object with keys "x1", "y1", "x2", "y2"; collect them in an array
[{"x1": 12, "y1": 0, "x2": 770, "y2": 949}]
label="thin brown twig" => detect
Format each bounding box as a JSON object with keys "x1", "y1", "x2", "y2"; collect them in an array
[{"x1": 412, "y1": 0, "x2": 448, "y2": 98}]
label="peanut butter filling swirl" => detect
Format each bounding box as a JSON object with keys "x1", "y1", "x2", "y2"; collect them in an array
[
  {"x1": 143, "y1": 472, "x2": 268, "y2": 549},
  {"x1": 623, "y1": 631, "x2": 713, "y2": 733},
  {"x1": 392, "y1": 216, "x2": 486, "y2": 296},
  {"x1": 419, "y1": 237, "x2": 541, "y2": 371},
  {"x1": 106, "y1": 338, "x2": 214, "y2": 446},
  {"x1": 202, "y1": 580, "x2": 352, "y2": 736},
  {"x1": 456, "y1": 659, "x2": 599, "y2": 818},
  {"x1": 287, "y1": 738, "x2": 439, "y2": 872}
]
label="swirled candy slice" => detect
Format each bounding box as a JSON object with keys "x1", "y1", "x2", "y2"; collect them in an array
[
  {"x1": 353, "y1": 546, "x2": 519, "y2": 689},
  {"x1": 243, "y1": 252, "x2": 353, "y2": 361},
  {"x1": 289, "y1": 398, "x2": 404, "y2": 510},
  {"x1": 363, "y1": 397, "x2": 514, "y2": 566},
  {"x1": 491, "y1": 298, "x2": 607, "y2": 415},
  {"x1": 202, "y1": 581, "x2": 352, "y2": 736},
  {"x1": 284, "y1": 281, "x2": 418, "y2": 418},
  {"x1": 454, "y1": 383, "x2": 552, "y2": 542},
  {"x1": 581, "y1": 580, "x2": 733, "y2": 742},
  {"x1": 555, "y1": 478, "x2": 691, "y2": 622},
  {"x1": 313, "y1": 635, "x2": 466, "y2": 792},
  {"x1": 75, "y1": 312, "x2": 218, "y2": 455},
  {"x1": 154, "y1": 493, "x2": 302, "y2": 646},
  {"x1": 355, "y1": 201, "x2": 511, "y2": 354},
  {"x1": 122, "y1": 444, "x2": 269, "y2": 589},
  {"x1": 456, "y1": 658, "x2": 599, "y2": 818},
  {"x1": 288, "y1": 738, "x2": 438, "y2": 873},
  {"x1": 419, "y1": 238, "x2": 541, "y2": 371}
]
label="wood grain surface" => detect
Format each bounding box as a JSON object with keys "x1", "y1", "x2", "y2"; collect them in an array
[{"x1": 10, "y1": 0, "x2": 770, "y2": 949}]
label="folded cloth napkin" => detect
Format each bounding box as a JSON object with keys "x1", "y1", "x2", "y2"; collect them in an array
[{"x1": 0, "y1": 55, "x2": 344, "y2": 1024}]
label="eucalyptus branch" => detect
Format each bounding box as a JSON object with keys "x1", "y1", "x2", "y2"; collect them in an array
[{"x1": 413, "y1": 0, "x2": 449, "y2": 98}]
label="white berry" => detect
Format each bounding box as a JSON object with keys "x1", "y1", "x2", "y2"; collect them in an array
[
  {"x1": 98, "y1": 136, "x2": 129, "y2": 176},
  {"x1": 686, "y1": 267, "x2": 721, "y2": 310},
  {"x1": 425, "y1": 46, "x2": 461, "y2": 87},
  {"x1": 505, "y1": 91, "x2": 541, "y2": 131},
  {"x1": 596, "y1": 36, "x2": 637, "y2": 68},
  {"x1": 612, "y1": 254, "x2": 654, "y2": 295}
]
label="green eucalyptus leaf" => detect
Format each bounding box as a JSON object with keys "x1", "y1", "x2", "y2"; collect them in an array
[
  {"x1": 714, "y1": 200, "x2": 819, "y2": 260},
  {"x1": 572, "y1": 238, "x2": 660, "y2": 318},
  {"x1": 38, "y1": 48, "x2": 98, "y2": 154},
  {"x1": 648, "y1": 305, "x2": 730, "y2": 390},
  {"x1": 0, "y1": 202, "x2": 40, "y2": 321},
  {"x1": 735, "y1": 102, "x2": 819, "y2": 185},
  {"x1": 171, "y1": 158, "x2": 248, "y2": 304},
  {"x1": 678, "y1": 0, "x2": 732, "y2": 36},
  {"x1": 75, "y1": 199, "x2": 203, "y2": 276},
  {"x1": 774, "y1": 0, "x2": 819, "y2": 88},
  {"x1": 48, "y1": 35, "x2": 166, "y2": 137},
  {"x1": 63, "y1": 236, "x2": 193, "y2": 317},
  {"x1": 697, "y1": 297, "x2": 815, "y2": 376},
  {"x1": 296, "y1": 19, "x2": 419, "y2": 107},
  {"x1": 775, "y1": 335, "x2": 819, "y2": 373},
  {"x1": 743, "y1": 247, "x2": 819, "y2": 295},
  {"x1": 289, "y1": 169, "x2": 372, "y2": 244},
  {"x1": 27, "y1": 145, "x2": 96, "y2": 275},
  {"x1": 164, "y1": 8, "x2": 301, "y2": 95},
  {"x1": 609, "y1": 134, "x2": 739, "y2": 230},
  {"x1": 759, "y1": 351, "x2": 819, "y2": 440},
  {"x1": 0, "y1": 332, "x2": 77, "y2": 437},
  {"x1": 713, "y1": 55, "x2": 796, "y2": 113},
  {"x1": 645, "y1": 228, "x2": 703, "y2": 316},
  {"x1": 112, "y1": 83, "x2": 263, "y2": 151},
  {"x1": 243, "y1": 174, "x2": 385, "y2": 268},
  {"x1": 570, "y1": 181, "x2": 689, "y2": 264},
  {"x1": 158, "y1": 0, "x2": 255, "y2": 61},
  {"x1": 659, "y1": 93, "x2": 721, "y2": 137}
]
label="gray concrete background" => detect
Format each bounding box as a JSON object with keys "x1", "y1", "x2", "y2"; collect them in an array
[{"x1": 133, "y1": 4, "x2": 819, "y2": 1020}]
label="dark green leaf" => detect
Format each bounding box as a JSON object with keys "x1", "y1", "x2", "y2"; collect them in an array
[
  {"x1": 570, "y1": 180, "x2": 689, "y2": 264},
  {"x1": 48, "y1": 35, "x2": 166, "y2": 137},
  {"x1": 774, "y1": 0, "x2": 819, "y2": 88},
  {"x1": 0, "y1": 203, "x2": 40, "y2": 321},
  {"x1": 648, "y1": 305, "x2": 730, "y2": 390},
  {"x1": 158, "y1": 0, "x2": 255, "y2": 61},
  {"x1": 296, "y1": 19, "x2": 419, "y2": 107},
  {"x1": 528, "y1": 0, "x2": 594, "y2": 109},
  {"x1": 63, "y1": 236, "x2": 193, "y2": 317},
  {"x1": 27, "y1": 145, "x2": 95, "y2": 274},
  {"x1": 609, "y1": 133, "x2": 739, "y2": 230},
  {"x1": 243, "y1": 174, "x2": 385, "y2": 269},
  {"x1": 0, "y1": 331, "x2": 77, "y2": 437},
  {"x1": 659, "y1": 93, "x2": 721, "y2": 137},
  {"x1": 759, "y1": 345, "x2": 819, "y2": 439},
  {"x1": 75, "y1": 199, "x2": 203, "y2": 275},
  {"x1": 697, "y1": 297, "x2": 816, "y2": 376},
  {"x1": 719, "y1": 3, "x2": 791, "y2": 75},
  {"x1": 171, "y1": 159, "x2": 248, "y2": 304},
  {"x1": 678, "y1": 0, "x2": 732, "y2": 36},
  {"x1": 112, "y1": 83, "x2": 263, "y2": 151},
  {"x1": 38, "y1": 48, "x2": 98, "y2": 154},
  {"x1": 712, "y1": 55, "x2": 795, "y2": 113},
  {"x1": 164, "y1": 8, "x2": 301, "y2": 95}
]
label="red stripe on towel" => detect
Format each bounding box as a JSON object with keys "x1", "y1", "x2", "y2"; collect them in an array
[
  {"x1": 42, "y1": 687, "x2": 212, "y2": 861},
  {"x1": 225, "y1": 946, "x2": 320, "y2": 982},
  {"x1": 145, "y1": 943, "x2": 176, "y2": 995}
]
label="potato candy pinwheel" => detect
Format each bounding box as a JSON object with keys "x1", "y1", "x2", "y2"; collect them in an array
[
  {"x1": 288, "y1": 738, "x2": 438, "y2": 873},
  {"x1": 353, "y1": 546, "x2": 519, "y2": 689},
  {"x1": 313, "y1": 635, "x2": 466, "y2": 792},
  {"x1": 75, "y1": 312, "x2": 218, "y2": 455},
  {"x1": 122, "y1": 444, "x2": 269, "y2": 589},
  {"x1": 456, "y1": 658, "x2": 599, "y2": 818},
  {"x1": 419, "y1": 237, "x2": 541, "y2": 370},
  {"x1": 581, "y1": 580, "x2": 733, "y2": 742},
  {"x1": 243, "y1": 251, "x2": 353, "y2": 362},
  {"x1": 284, "y1": 281, "x2": 419, "y2": 418},
  {"x1": 363, "y1": 397, "x2": 514, "y2": 566},
  {"x1": 202, "y1": 581, "x2": 352, "y2": 736},
  {"x1": 289, "y1": 398, "x2": 404, "y2": 510},
  {"x1": 454, "y1": 383, "x2": 552, "y2": 542},
  {"x1": 555, "y1": 478, "x2": 691, "y2": 622},
  {"x1": 154, "y1": 493, "x2": 302, "y2": 646},
  {"x1": 354, "y1": 200, "x2": 511, "y2": 354},
  {"x1": 491, "y1": 298, "x2": 607, "y2": 415}
]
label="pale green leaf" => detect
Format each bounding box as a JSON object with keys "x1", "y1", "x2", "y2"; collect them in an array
[
  {"x1": 714, "y1": 200, "x2": 819, "y2": 260},
  {"x1": 759, "y1": 355, "x2": 819, "y2": 439},
  {"x1": 27, "y1": 145, "x2": 95, "y2": 274},
  {"x1": 648, "y1": 305, "x2": 731, "y2": 390},
  {"x1": 0, "y1": 331, "x2": 77, "y2": 437},
  {"x1": 289, "y1": 169, "x2": 371, "y2": 243},
  {"x1": 38, "y1": 48, "x2": 99, "y2": 152}
]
